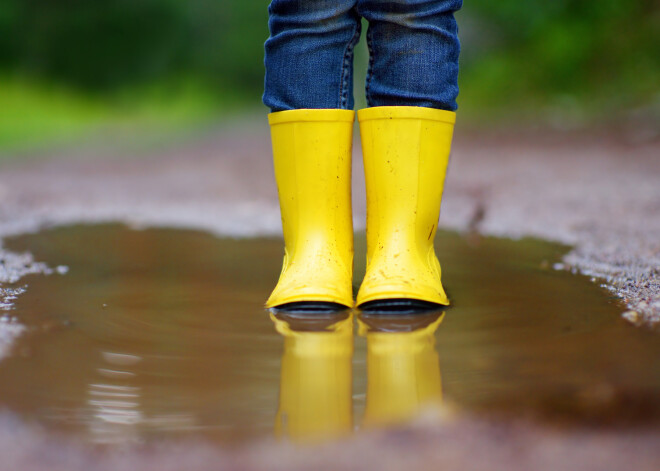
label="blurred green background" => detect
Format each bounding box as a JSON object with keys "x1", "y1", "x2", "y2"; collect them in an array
[{"x1": 1, "y1": 0, "x2": 658, "y2": 153}]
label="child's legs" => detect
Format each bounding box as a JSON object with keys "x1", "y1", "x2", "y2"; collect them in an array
[
  {"x1": 264, "y1": 0, "x2": 361, "y2": 112},
  {"x1": 357, "y1": 0, "x2": 462, "y2": 111}
]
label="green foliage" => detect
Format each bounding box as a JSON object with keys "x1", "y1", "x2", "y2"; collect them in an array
[
  {"x1": 0, "y1": 0, "x2": 269, "y2": 94},
  {"x1": 0, "y1": 75, "x2": 231, "y2": 154},
  {"x1": 0, "y1": 0, "x2": 657, "y2": 136},
  {"x1": 459, "y1": 0, "x2": 660, "y2": 113}
]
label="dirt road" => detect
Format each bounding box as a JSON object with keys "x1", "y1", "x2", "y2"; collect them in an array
[{"x1": 0, "y1": 117, "x2": 658, "y2": 470}]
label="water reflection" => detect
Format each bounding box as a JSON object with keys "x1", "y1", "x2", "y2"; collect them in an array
[
  {"x1": 86, "y1": 351, "x2": 143, "y2": 444},
  {"x1": 360, "y1": 312, "x2": 444, "y2": 427},
  {"x1": 272, "y1": 310, "x2": 445, "y2": 442},
  {"x1": 272, "y1": 312, "x2": 353, "y2": 442}
]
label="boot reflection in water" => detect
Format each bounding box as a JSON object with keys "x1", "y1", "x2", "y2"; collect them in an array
[
  {"x1": 359, "y1": 311, "x2": 444, "y2": 427},
  {"x1": 271, "y1": 312, "x2": 353, "y2": 442}
]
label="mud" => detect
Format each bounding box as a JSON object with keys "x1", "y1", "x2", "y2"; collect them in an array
[{"x1": 1, "y1": 224, "x2": 658, "y2": 449}]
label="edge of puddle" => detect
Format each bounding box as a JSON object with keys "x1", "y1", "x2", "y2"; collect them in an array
[{"x1": 0, "y1": 215, "x2": 655, "y2": 364}]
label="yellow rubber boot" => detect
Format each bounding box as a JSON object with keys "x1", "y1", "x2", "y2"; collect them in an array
[
  {"x1": 271, "y1": 312, "x2": 353, "y2": 442},
  {"x1": 266, "y1": 109, "x2": 355, "y2": 309},
  {"x1": 359, "y1": 312, "x2": 444, "y2": 427},
  {"x1": 357, "y1": 106, "x2": 455, "y2": 308}
]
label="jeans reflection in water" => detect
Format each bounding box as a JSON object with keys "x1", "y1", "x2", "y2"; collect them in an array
[{"x1": 271, "y1": 311, "x2": 444, "y2": 442}]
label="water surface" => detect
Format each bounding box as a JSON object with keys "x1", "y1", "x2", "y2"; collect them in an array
[{"x1": 1, "y1": 224, "x2": 659, "y2": 445}]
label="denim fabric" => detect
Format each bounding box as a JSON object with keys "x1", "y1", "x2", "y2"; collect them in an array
[{"x1": 263, "y1": 0, "x2": 462, "y2": 112}]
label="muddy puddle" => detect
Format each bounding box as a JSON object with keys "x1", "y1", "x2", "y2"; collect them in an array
[{"x1": 1, "y1": 224, "x2": 659, "y2": 445}]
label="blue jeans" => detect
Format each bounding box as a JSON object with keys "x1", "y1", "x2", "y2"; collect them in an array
[{"x1": 263, "y1": 0, "x2": 462, "y2": 112}]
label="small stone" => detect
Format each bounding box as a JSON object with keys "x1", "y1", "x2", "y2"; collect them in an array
[{"x1": 622, "y1": 310, "x2": 642, "y2": 326}]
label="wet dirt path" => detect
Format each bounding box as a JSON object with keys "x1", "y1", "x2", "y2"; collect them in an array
[{"x1": 0, "y1": 122, "x2": 658, "y2": 470}]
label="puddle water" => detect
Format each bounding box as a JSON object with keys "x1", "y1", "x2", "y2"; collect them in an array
[{"x1": 1, "y1": 224, "x2": 659, "y2": 445}]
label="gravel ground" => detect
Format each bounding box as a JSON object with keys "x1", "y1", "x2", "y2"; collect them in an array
[
  {"x1": 0, "y1": 117, "x2": 658, "y2": 470},
  {"x1": 0, "y1": 410, "x2": 659, "y2": 471}
]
